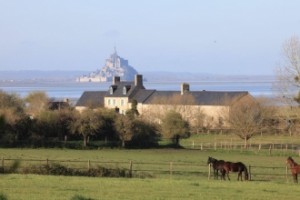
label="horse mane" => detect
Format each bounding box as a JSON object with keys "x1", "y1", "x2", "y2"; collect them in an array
[
  {"x1": 288, "y1": 157, "x2": 298, "y2": 166},
  {"x1": 208, "y1": 156, "x2": 218, "y2": 163}
]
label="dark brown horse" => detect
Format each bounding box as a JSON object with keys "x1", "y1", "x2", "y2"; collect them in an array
[
  {"x1": 286, "y1": 156, "x2": 300, "y2": 183},
  {"x1": 207, "y1": 157, "x2": 225, "y2": 179},
  {"x1": 221, "y1": 161, "x2": 249, "y2": 181}
]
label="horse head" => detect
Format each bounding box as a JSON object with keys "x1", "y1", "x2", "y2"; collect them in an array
[
  {"x1": 244, "y1": 171, "x2": 249, "y2": 181},
  {"x1": 207, "y1": 156, "x2": 217, "y2": 164}
]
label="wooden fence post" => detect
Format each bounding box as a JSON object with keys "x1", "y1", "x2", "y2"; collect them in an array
[
  {"x1": 169, "y1": 162, "x2": 173, "y2": 178},
  {"x1": 208, "y1": 163, "x2": 211, "y2": 180},
  {"x1": 1, "y1": 157, "x2": 4, "y2": 173},
  {"x1": 286, "y1": 165, "x2": 288, "y2": 183},
  {"x1": 192, "y1": 140, "x2": 195, "y2": 149},
  {"x1": 129, "y1": 161, "x2": 133, "y2": 178},
  {"x1": 248, "y1": 165, "x2": 251, "y2": 181},
  {"x1": 46, "y1": 158, "x2": 49, "y2": 174},
  {"x1": 269, "y1": 145, "x2": 272, "y2": 155},
  {"x1": 88, "y1": 160, "x2": 90, "y2": 171}
]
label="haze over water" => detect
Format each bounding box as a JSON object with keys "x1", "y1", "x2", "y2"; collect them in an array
[{"x1": 0, "y1": 77, "x2": 277, "y2": 101}]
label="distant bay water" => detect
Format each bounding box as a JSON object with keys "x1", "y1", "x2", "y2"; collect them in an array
[{"x1": 0, "y1": 77, "x2": 278, "y2": 103}]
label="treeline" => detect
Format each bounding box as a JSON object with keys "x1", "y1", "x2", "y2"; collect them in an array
[{"x1": 0, "y1": 91, "x2": 190, "y2": 148}]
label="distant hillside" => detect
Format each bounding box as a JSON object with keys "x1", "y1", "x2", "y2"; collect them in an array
[{"x1": 0, "y1": 70, "x2": 89, "y2": 82}]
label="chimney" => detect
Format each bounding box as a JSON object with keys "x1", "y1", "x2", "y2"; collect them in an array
[
  {"x1": 113, "y1": 76, "x2": 120, "y2": 85},
  {"x1": 135, "y1": 74, "x2": 143, "y2": 87},
  {"x1": 181, "y1": 83, "x2": 190, "y2": 95}
]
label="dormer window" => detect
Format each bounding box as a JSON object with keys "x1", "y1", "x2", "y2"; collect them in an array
[
  {"x1": 110, "y1": 85, "x2": 117, "y2": 95},
  {"x1": 123, "y1": 85, "x2": 131, "y2": 95}
]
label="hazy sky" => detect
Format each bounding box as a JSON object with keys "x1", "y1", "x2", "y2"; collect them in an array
[{"x1": 1, "y1": 0, "x2": 300, "y2": 75}]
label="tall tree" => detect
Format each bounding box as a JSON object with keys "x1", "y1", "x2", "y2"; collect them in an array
[
  {"x1": 276, "y1": 36, "x2": 300, "y2": 105},
  {"x1": 0, "y1": 91, "x2": 27, "y2": 144},
  {"x1": 114, "y1": 114, "x2": 134, "y2": 148},
  {"x1": 161, "y1": 110, "x2": 190, "y2": 146}
]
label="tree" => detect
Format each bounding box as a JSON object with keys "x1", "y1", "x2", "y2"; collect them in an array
[
  {"x1": 227, "y1": 97, "x2": 264, "y2": 148},
  {"x1": 25, "y1": 91, "x2": 49, "y2": 117},
  {"x1": 276, "y1": 36, "x2": 300, "y2": 105},
  {"x1": 114, "y1": 114, "x2": 134, "y2": 148},
  {"x1": 0, "y1": 91, "x2": 28, "y2": 145},
  {"x1": 69, "y1": 109, "x2": 104, "y2": 147},
  {"x1": 126, "y1": 99, "x2": 139, "y2": 119},
  {"x1": 129, "y1": 120, "x2": 160, "y2": 148},
  {"x1": 161, "y1": 110, "x2": 190, "y2": 146}
]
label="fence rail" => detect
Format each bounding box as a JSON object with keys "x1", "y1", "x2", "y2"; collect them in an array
[
  {"x1": 184, "y1": 140, "x2": 300, "y2": 156},
  {"x1": 0, "y1": 157, "x2": 294, "y2": 182}
]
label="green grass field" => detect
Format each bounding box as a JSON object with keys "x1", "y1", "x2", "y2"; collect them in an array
[
  {"x1": 1, "y1": 174, "x2": 300, "y2": 200},
  {"x1": 1, "y1": 134, "x2": 300, "y2": 200}
]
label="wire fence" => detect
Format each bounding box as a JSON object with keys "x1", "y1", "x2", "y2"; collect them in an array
[
  {"x1": 183, "y1": 140, "x2": 300, "y2": 156},
  {"x1": 0, "y1": 157, "x2": 294, "y2": 183}
]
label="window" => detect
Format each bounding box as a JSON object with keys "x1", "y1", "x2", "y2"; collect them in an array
[
  {"x1": 113, "y1": 99, "x2": 116, "y2": 105},
  {"x1": 109, "y1": 86, "x2": 113, "y2": 94},
  {"x1": 121, "y1": 99, "x2": 124, "y2": 106},
  {"x1": 108, "y1": 99, "x2": 111, "y2": 105},
  {"x1": 123, "y1": 87, "x2": 127, "y2": 95}
]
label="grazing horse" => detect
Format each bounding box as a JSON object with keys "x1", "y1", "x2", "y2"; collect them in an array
[
  {"x1": 221, "y1": 161, "x2": 249, "y2": 181},
  {"x1": 286, "y1": 156, "x2": 300, "y2": 183},
  {"x1": 207, "y1": 157, "x2": 225, "y2": 179}
]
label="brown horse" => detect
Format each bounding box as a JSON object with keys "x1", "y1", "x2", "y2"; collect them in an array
[
  {"x1": 221, "y1": 161, "x2": 249, "y2": 181},
  {"x1": 207, "y1": 157, "x2": 225, "y2": 179},
  {"x1": 286, "y1": 156, "x2": 300, "y2": 183}
]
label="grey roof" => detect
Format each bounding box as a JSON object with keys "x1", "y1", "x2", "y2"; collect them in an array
[
  {"x1": 106, "y1": 81, "x2": 145, "y2": 98},
  {"x1": 75, "y1": 91, "x2": 107, "y2": 108},
  {"x1": 131, "y1": 89, "x2": 156, "y2": 103},
  {"x1": 143, "y1": 90, "x2": 249, "y2": 105}
]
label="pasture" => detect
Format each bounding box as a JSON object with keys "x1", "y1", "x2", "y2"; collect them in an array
[
  {"x1": 1, "y1": 134, "x2": 300, "y2": 199},
  {"x1": 1, "y1": 174, "x2": 300, "y2": 200}
]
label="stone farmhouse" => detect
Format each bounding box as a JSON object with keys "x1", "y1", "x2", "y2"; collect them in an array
[{"x1": 76, "y1": 74, "x2": 254, "y2": 128}]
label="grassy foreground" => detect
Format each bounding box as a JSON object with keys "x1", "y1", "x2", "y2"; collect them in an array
[{"x1": 1, "y1": 174, "x2": 300, "y2": 200}]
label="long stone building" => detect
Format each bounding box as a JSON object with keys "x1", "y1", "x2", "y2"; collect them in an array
[{"x1": 76, "y1": 74, "x2": 254, "y2": 128}]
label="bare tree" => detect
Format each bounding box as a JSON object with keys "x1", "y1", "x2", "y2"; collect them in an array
[
  {"x1": 276, "y1": 36, "x2": 300, "y2": 105},
  {"x1": 227, "y1": 97, "x2": 264, "y2": 148},
  {"x1": 114, "y1": 114, "x2": 134, "y2": 148}
]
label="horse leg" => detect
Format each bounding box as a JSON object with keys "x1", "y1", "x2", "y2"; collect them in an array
[
  {"x1": 226, "y1": 172, "x2": 230, "y2": 181},
  {"x1": 238, "y1": 172, "x2": 242, "y2": 181},
  {"x1": 220, "y1": 170, "x2": 225, "y2": 180},
  {"x1": 214, "y1": 169, "x2": 218, "y2": 179}
]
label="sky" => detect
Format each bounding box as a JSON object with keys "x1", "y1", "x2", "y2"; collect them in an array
[{"x1": 1, "y1": 0, "x2": 300, "y2": 75}]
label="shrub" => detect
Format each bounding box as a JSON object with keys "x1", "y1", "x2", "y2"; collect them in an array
[
  {"x1": 0, "y1": 193, "x2": 8, "y2": 200},
  {"x1": 21, "y1": 163, "x2": 137, "y2": 178},
  {"x1": 71, "y1": 195, "x2": 94, "y2": 200}
]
